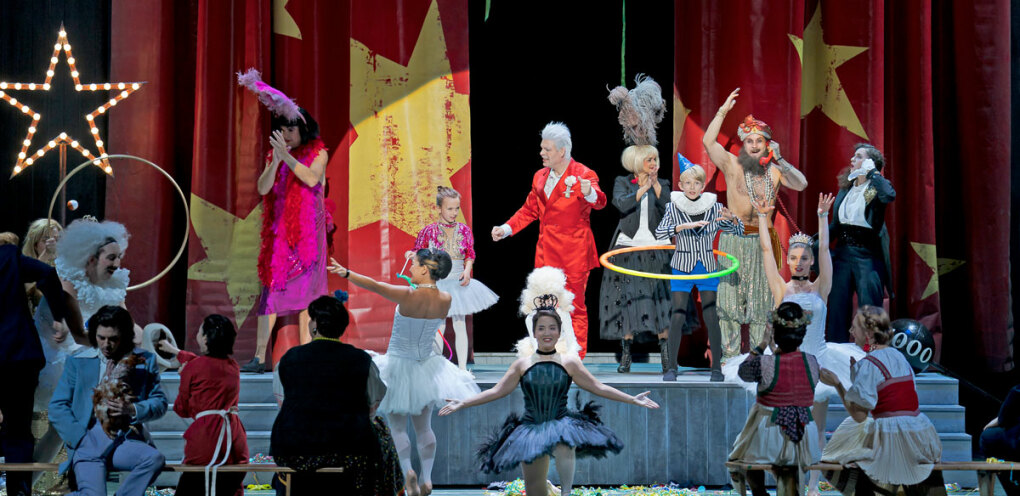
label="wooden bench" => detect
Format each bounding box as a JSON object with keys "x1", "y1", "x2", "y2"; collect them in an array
[
  {"x1": 0, "y1": 462, "x2": 344, "y2": 496},
  {"x1": 725, "y1": 461, "x2": 1018, "y2": 496}
]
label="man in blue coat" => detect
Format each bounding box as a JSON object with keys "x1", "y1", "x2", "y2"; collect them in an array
[
  {"x1": 0, "y1": 243, "x2": 84, "y2": 496},
  {"x1": 49, "y1": 305, "x2": 168, "y2": 496}
]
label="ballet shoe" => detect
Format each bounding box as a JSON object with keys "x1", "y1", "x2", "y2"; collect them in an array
[
  {"x1": 404, "y1": 469, "x2": 421, "y2": 496},
  {"x1": 419, "y1": 481, "x2": 433, "y2": 496}
]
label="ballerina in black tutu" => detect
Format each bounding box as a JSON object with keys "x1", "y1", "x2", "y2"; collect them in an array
[{"x1": 439, "y1": 294, "x2": 659, "y2": 496}]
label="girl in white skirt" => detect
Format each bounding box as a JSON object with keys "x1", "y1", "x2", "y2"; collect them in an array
[
  {"x1": 409, "y1": 186, "x2": 499, "y2": 371},
  {"x1": 820, "y1": 306, "x2": 943, "y2": 495}
]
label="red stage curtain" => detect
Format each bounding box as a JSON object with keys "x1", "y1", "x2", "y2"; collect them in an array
[
  {"x1": 109, "y1": 0, "x2": 471, "y2": 358},
  {"x1": 182, "y1": 0, "x2": 270, "y2": 354},
  {"x1": 674, "y1": 0, "x2": 1012, "y2": 373},
  {"x1": 344, "y1": 0, "x2": 472, "y2": 351},
  {"x1": 108, "y1": 0, "x2": 196, "y2": 333}
]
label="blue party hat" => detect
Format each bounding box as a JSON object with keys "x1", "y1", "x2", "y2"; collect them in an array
[{"x1": 677, "y1": 153, "x2": 697, "y2": 174}]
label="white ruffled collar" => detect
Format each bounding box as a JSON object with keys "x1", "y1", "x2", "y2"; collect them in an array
[
  {"x1": 671, "y1": 191, "x2": 716, "y2": 215},
  {"x1": 55, "y1": 259, "x2": 130, "y2": 321}
]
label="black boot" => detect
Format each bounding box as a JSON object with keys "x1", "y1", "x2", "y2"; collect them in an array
[
  {"x1": 240, "y1": 357, "x2": 265, "y2": 374},
  {"x1": 617, "y1": 339, "x2": 633, "y2": 373},
  {"x1": 658, "y1": 338, "x2": 670, "y2": 374}
]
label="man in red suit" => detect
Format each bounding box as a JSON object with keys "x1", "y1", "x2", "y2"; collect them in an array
[{"x1": 492, "y1": 122, "x2": 607, "y2": 358}]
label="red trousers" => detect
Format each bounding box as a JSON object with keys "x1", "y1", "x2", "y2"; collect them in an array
[{"x1": 566, "y1": 270, "x2": 590, "y2": 359}]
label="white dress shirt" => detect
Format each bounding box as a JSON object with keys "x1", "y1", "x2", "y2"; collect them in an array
[{"x1": 839, "y1": 180, "x2": 872, "y2": 228}]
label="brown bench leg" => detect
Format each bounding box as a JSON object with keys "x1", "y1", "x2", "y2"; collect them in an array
[
  {"x1": 773, "y1": 466, "x2": 800, "y2": 496},
  {"x1": 729, "y1": 468, "x2": 748, "y2": 496},
  {"x1": 978, "y1": 471, "x2": 996, "y2": 496}
]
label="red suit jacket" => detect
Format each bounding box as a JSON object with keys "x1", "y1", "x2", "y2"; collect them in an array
[{"x1": 507, "y1": 159, "x2": 608, "y2": 275}]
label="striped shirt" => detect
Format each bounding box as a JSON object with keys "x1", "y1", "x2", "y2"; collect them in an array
[{"x1": 654, "y1": 201, "x2": 743, "y2": 272}]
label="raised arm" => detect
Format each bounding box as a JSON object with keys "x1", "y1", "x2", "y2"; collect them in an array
[
  {"x1": 563, "y1": 356, "x2": 659, "y2": 409},
  {"x1": 703, "y1": 88, "x2": 740, "y2": 175},
  {"x1": 751, "y1": 201, "x2": 786, "y2": 305},
  {"x1": 328, "y1": 258, "x2": 414, "y2": 305},
  {"x1": 280, "y1": 148, "x2": 327, "y2": 188},
  {"x1": 439, "y1": 359, "x2": 525, "y2": 415},
  {"x1": 611, "y1": 175, "x2": 641, "y2": 215},
  {"x1": 257, "y1": 152, "x2": 281, "y2": 196},
  {"x1": 816, "y1": 193, "x2": 835, "y2": 301},
  {"x1": 768, "y1": 141, "x2": 807, "y2": 192}
]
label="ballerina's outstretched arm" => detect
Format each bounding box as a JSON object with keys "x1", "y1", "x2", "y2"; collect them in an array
[
  {"x1": 750, "y1": 199, "x2": 786, "y2": 306},
  {"x1": 439, "y1": 358, "x2": 526, "y2": 416},
  {"x1": 328, "y1": 257, "x2": 414, "y2": 305},
  {"x1": 816, "y1": 193, "x2": 835, "y2": 302},
  {"x1": 562, "y1": 355, "x2": 659, "y2": 409}
]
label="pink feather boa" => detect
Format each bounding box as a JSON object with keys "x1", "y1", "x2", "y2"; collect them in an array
[{"x1": 258, "y1": 139, "x2": 328, "y2": 290}]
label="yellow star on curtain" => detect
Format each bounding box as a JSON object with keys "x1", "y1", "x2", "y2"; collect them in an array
[
  {"x1": 789, "y1": 7, "x2": 869, "y2": 139},
  {"x1": 348, "y1": 0, "x2": 470, "y2": 236},
  {"x1": 187, "y1": 195, "x2": 263, "y2": 325}
]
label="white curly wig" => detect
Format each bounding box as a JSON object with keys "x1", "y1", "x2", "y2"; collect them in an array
[
  {"x1": 514, "y1": 266, "x2": 581, "y2": 357},
  {"x1": 56, "y1": 219, "x2": 130, "y2": 271},
  {"x1": 541, "y1": 122, "x2": 572, "y2": 160}
]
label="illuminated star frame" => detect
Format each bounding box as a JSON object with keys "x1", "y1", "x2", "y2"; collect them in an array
[{"x1": 1, "y1": 25, "x2": 145, "y2": 177}]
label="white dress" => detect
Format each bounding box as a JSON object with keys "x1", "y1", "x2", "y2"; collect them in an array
[
  {"x1": 723, "y1": 292, "x2": 866, "y2": 402},
  {"x1": 373, "y1": 307, "x2": 480, "y2": 415},
  {"x1": 437, "y1": 259, "x2": 499, "y2": 317},
  {"x1": 822, "y1": 347, "x2": 942, "y2": 485}
]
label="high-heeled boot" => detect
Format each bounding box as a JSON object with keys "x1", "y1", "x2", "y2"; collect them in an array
[
  {"x1": 658, "y1": 338, "x2": 670, "y2": 374},
  {"x1": 617, "y1": 339, "x2": 633, "y2": 373}
]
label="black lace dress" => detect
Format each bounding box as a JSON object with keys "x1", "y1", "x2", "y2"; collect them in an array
[{"x1": 478, "y1": 361, "x2": 623, "y2": 473}]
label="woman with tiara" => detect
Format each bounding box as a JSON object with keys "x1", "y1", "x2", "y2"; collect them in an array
[
  {"x1": 724, "y1": 192, "x2": 866, "y2": 496},
  {"x1": 328, "y1": 249, "x2": 478, "y2": 496},
  {"x1": 440, "y1": 267, "x2": 659, "y2": 496},
  {"x1": 410, "y1": 186, "x2": 498, "y2": 372}
]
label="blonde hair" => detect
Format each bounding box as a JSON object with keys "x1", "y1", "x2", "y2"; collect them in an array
[
  {"x1": 22, "y1": 218, "x2": 62, "y2": 259},
  {"x1": 620, "y1": 145, "x2": 658, "y2": 174},
  {"x1": 679, "y1": 164, "x2": 706, "y2": 183},
  {"x1": 0, "y1": 232, "x2": 19, "y2": 246},
  {"x1": 854, "y1": 305, "x2": 893, "y2": 344},
  {"x1": 436, "y1": 186, "x2": 461, "y2": 206}
]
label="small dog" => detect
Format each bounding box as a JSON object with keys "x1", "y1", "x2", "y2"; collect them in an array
[{"x1": 92, "y1": 353, "x2": 145, "y2": 439}]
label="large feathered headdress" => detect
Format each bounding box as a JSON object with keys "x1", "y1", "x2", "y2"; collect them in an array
[
  {"x1": 236, "y1": 68, "x2": 304, "y2": 122},
  {"x1": 515, "y1": 267, "x2": 581, "y2": 357},
  {"x1": 608, "y1": 74, "x2": 666, "y2": 146}
]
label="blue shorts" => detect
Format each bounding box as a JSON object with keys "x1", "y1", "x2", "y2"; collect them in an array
[{"x1": 670, "y1": 262, "x2": 719, "y2": 293}]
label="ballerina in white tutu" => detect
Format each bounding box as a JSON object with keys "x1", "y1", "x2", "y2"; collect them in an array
[
  {"x1": 328, "y1": 249, "x2": 480, "y2": 496},
  {"x1": 722, "y1": 192, "x2": 866, "y2": 496},
  {"x1": 409, "y1": 186, "x2": 498, "y2": 372}
]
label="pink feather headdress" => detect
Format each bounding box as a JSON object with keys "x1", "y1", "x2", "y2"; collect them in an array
[{"x1": 237, "y1": 68, "x2": 305, "y2": 122}]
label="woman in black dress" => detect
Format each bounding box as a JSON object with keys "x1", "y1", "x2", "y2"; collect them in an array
[{"x1": 439, "y1": 297, "x2": 659, "y2": 496}]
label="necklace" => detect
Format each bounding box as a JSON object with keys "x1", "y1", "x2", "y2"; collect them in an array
[
  {"x1": 791, "y1": 275, "x2": 810, "y2": 281},
  {"x1": 314, "y1": 336, "x2": 341, "y2": 343},
  {"x1": 744, "y1": 165, "x2": 775, "y2": 208},
  {"x1": 417, "y1": 283, "x2": 438, "y2": 289},
  {"x1": 536, "y1": 348, "x2": 557, "y2": 355}
]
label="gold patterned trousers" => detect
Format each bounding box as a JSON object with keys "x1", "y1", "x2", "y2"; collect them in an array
[{"x1": 717, "y1": 231, "x2": 776, "y2": 358}]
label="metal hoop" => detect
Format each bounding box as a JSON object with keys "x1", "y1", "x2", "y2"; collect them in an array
[{"x1": 48, "y1": 154, "x2": 190, "y2": 291}]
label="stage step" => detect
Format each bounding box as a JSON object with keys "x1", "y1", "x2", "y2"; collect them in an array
[
  {"x1": 149, "y1": 365, "x2": 976, "y2": 487},
  {"x1": 823, "y1": 404, "x2": 966, "y2": 432}
]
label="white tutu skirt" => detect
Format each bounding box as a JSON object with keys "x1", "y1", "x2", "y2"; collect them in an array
[
  {"x1": 822, "y1": 414, "x2": 942, "y2": 485},
  {"x1": 728, "y1": 403, "x2": 821, "y2": 471},
  {"x1": 437, "y1": 259, "x2": 499, "y2": 317},
  {"x1": 722, "y1": 343, "x2": 865, "y2": 403},
  {"x1": 374, "y1": 353, "x2": 480, "y2": 415}
]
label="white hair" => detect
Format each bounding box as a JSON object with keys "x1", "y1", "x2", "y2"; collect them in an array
[
  {"x1": 56, "y1": 219, "x2": 129, "y2": 271},
  {"x1": 541, "y1": 122, "x2": 572, "y2": 160}
]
